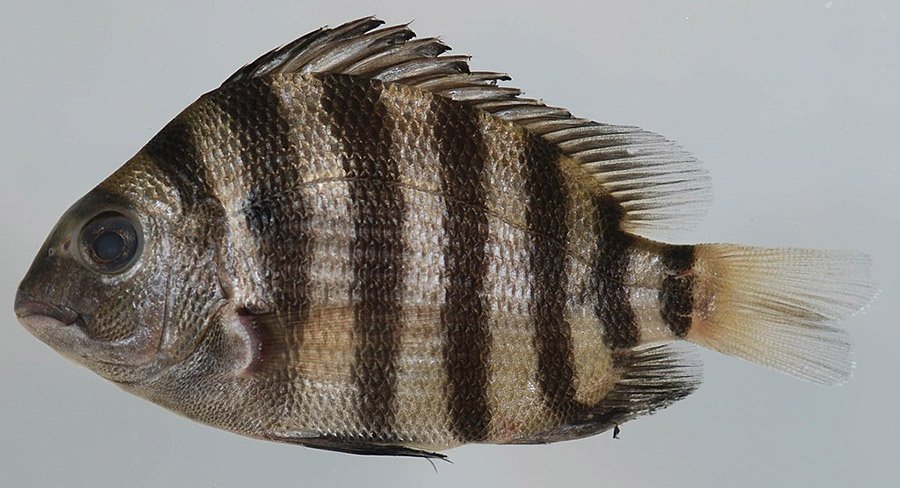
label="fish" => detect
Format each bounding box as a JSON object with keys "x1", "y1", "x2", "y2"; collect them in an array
[{"x1": 14, "y1": 17, "x2": 876, "y2": 459}]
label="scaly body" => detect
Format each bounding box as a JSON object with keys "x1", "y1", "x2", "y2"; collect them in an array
[
  {"x1": 117, "y1": 73, "x2": 692, "y2": 450},
  {"x1": 16, "y1": 18, "x2": 874, "y2": 458}
]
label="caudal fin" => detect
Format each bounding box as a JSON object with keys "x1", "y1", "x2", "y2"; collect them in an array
[{"x1": 686, "y1": 245, "x2": 876, "y2": 385}]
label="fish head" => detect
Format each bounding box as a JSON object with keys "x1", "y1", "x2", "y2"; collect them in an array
[{"x1": 14, "y1": 153, "x2": 227, "y2": 384}]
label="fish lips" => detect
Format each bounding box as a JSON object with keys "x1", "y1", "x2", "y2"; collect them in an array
[
  {"x1": 14, "y1": 290, "x2": 87, "y2": 338},
  {"x1": 13, "y1": 290, "x2": 122, "y2": 369},
  {"x1": 13, "y1": 288, "x2": 168, "y2": 377},
  {"x1": 15, "y1": 293, "x2": 82, "y2": 324}
]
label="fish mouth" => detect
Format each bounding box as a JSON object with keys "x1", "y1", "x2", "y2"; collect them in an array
[{"x1": 14, "y1": 291, "x2": 85, "y2": 329}]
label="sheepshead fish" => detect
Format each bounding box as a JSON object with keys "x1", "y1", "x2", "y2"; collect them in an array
[{"x1": 14, "y1": 17, "x2": 875, "y2": 458}]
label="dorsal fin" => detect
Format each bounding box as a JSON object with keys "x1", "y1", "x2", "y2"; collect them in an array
[{"x1": 224, "y1": 17, "x2": 712, "y2": 238}]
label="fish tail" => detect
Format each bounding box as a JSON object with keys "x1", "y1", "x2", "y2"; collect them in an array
[{"x1": 667, "y1": 244, "x2": 876, "y2": 385}]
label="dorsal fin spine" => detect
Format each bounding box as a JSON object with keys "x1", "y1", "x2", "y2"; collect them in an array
[{"x1": 221, "y1": 17, "x2": 712, "y2": 239}]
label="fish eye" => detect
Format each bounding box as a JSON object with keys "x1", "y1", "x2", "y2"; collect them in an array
[{"x1": 79, "y1": 211, "x2": 141, "y2": 274}]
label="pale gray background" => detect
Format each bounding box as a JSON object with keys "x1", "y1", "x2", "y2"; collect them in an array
[{"x1": 1, "y1": 1, "x2": 897, "y2": 486}]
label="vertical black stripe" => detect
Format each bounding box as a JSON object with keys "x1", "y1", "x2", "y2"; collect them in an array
[
  {"x1": 142, "y1": 118, "x2": 214, "y2": 209},
  {"x1": 320, "y1": 74, "x2": 404, "y2": 439},
  {"x1": 205, "y1": 79, "x2": 312, "y2": 380},
  {"x1": 139, "y1": 109, "x2": 229, "y2": 296},
  {"x1": 521, "y1": 137, "x2": 583, "y2": 423},
  {"x1": 660, "y1": 245, "x2": 695, "y2": 337},
  {"x1": 432, "y1": 97, "x2": 492, "y2": 442},
  {"x1": 590, "y1": 195, "x2": 639, "y2": 349}
]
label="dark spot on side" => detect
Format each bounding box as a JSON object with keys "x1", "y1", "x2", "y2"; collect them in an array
[{"x1": 242, "y1": 189, "x2": 277, "y2": 234}]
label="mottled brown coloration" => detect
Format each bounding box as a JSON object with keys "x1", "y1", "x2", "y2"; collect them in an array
[{"x1": 16, "y1": 17, "x2": 874, "y2": 459}]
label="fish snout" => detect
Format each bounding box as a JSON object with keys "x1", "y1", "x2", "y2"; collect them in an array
[{"x1": 14, "y1": 289, "x2": 85, "y2": 329}]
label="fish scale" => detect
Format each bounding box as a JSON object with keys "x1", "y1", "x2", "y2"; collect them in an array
[
  {"x1": 14, "y1": 17, "x2": 875, "y2": 459},
  {"x1": 320, "y1": 74, "x2": 406, "y2": 442},
  {"x1": 430, "y1": 94, "x2": 493, "y2": 443}
]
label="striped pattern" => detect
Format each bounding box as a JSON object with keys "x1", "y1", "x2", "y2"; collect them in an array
[
  {"x1": 319, "y1": 75, "x2": 405, "y2": 439},
  {"x1": 183, "y1": 79, "x2": 318, "y2": 426},
  {"x1": 204, "y1": 79, "x2": 312, "y2": 311},
  {"x1": 431, "y1": 96, "x2": 492, "y2": 442},
  {"x1": 248, "y1": 75, "x2": 364, "y2": 436},
  {"x1": 271, "y1": 76, "x2": 355, "y2": 309},
  {"x1": 590, "y1": 194, "x2": 639, "y2": 349},
  {"x1": 376, "y1": 83, "x2": 452, "y2": 448},
  {"x1": 476, "y1": 118, "x2": 547, "y2": 441},
  {"x1": 555, "y1": 159, "x2": 616, "y2": 408},
  {"x1": 141, "y1": 118, "x2": 216, "y2": 209},
  {"x1": 623, "y1": 242, "x2": 673, "y2": 343},
  {"x1": 520, "y1": 136, "x2": 584, "y2": 423},
  {"x1": 134, "y1": 69, "x2": 700, "y2": 451},
  {"x1": 660, "y1": 245, "x2": 695, "y2": 337}
]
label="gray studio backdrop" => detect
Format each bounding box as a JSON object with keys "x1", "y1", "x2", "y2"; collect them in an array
[{"x1": 1, "y1": 1, "x2": 897, "y2": 487}]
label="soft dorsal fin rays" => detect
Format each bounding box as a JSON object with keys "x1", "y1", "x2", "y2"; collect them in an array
[{"x1": 224, "y1": 17, "x2": 712, "y2": 239}]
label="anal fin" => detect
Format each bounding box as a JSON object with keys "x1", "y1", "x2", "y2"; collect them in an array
[
  {"x1": 273, "y1": 435, "x2": 448, "y2": 459},
  {"x1": 511, "y1": 344, "x2": 701, "y2": 444},
  {"x1": 603, "y1": 344, "x2": 702, "y2": 419}
]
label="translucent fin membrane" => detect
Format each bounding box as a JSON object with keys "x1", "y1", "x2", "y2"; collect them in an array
[
  {"x1": 689, "y1": 245, "x2": 877, "y2": 385},
  {"x1": 507, "y1": 343, "x2": 701, "y2": 444},
  {"x1": 606, "y1": 343, "x2": 702, "y2": 418},
  {"x1": 222, "y1": 17, "x2": 712, "y2": 239},
  {"x1": 546, "y1": 125, "x2": 711, "y2": 238}
]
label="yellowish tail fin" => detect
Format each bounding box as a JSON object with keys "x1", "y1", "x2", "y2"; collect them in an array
[{"x1": 687, "y1": 245, "x2": 876, "y2": 385}]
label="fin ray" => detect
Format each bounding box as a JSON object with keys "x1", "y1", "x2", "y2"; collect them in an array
[
  {"x1": 688, "y1": 245, "x2": 877, "y2": 384},
  {"x1": 509, "y1": 344, "x2": 701, "y2": 443},
  {"x1": 272, "y1": 435, "x2": 449, "y2": 459},
  {"x1": 222, "y1": 16, "x2": 711, "y2": 238}
]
